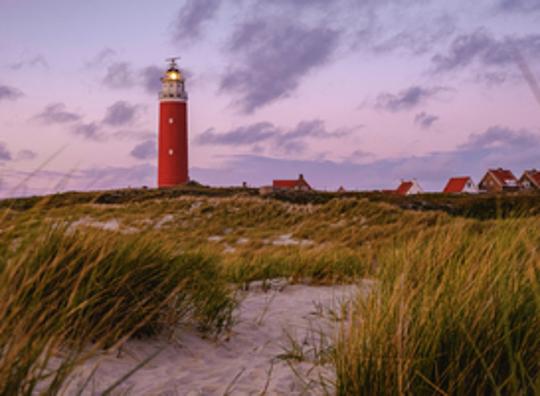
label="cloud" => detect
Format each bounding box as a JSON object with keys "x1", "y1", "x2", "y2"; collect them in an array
[
  {"x1": 191, "y1": 125, "x2": 540, "y2": 191},
  {"x1": 9, "y1": 54, "x2": 48, "y2": 70},
  {"x1": 102, "y1": 101, "x2": 140, "y2": 126},
  {"x1": 140, "y1": 65, "x2": 163, "y2": 94},
  {"x1": 113, "y1": 129, "x2": 155, "y2": 141},
  {"x1": 100, "y1": 62, "x2": 168, "y2": 95},
  {"x1": 102, "y1": 62, "x2": 134, "y2": 89},
  {"x1": 60, "y1": 101, "x2": 148, "y2": 141},
  {"x1": 414, "y1": 112, "x2": 439, "y2": 128},
  {"x1": 86, "y1": 48, "x2": 116, "y2": 68},
  {"x1": 196, "y1": 122, "x2": 279, "y2": 146},
  {"x1": 130, "y1": 140, "x2": 157, "y2": 160},
  {"x1": 220, "y1": 18, "x2": 340, "y2": 113},
  {"x1": 16, "y1": 150, "x2": 37, "y2": 161},
  {"x1": 498, "y1": 0, "x2": 540, "y2": 12},
  {"x1": 196, "y1": 119, "x2": 353, "y2": 154},
  {"x1": 71, "y1": 122, "x2": 102, "y2": 140},
  {"x1": 370, "y1": 14, "x2": 455, "y2": 56},
  {"x1": 0, "y1": 142, "x2": 12, "y2": 161},
  {"x1": 460, "y1": 125, "x2": 539, "y2": 151},
  {"x1": 432, "y1": 29, "x2": 540, "y2": 73},
  {"x1": 33, "y1": 103, "x2": 82, "y2": 124},
  {"x1": 375, "y1": 85, "x2": 448, "y2": 112},
  {"x1": 173, "y1": 0, "x2": 221, "y2": 43},
  {"x1": 0, "y1": 85, "x2": 23, "y2": 102},
  {"x1": 344, "y1": 149, "x2": 375, "y2": 163},
  {"x1": 275, "y1": 120, "x2": 354, "y2": 153}
]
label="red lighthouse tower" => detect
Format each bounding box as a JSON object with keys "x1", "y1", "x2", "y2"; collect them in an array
[{"x1": 158, "y1": 58, "x2": 189, "y2": 187}]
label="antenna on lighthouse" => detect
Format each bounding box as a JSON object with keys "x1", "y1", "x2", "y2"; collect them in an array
[{"x1": 166, "y1": 56, "x2": 181, "y2": 69}]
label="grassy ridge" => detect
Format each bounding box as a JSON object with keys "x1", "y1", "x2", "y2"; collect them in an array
[
  {"x1": 2, "y1": 195, "x2": 446, "y2": 284},
  {"x1": 2, "y1": 184, "x2": 540, "y2": 219},
  {"x1": 336, "y1": 219, "x2": 540, "y2": 394}
]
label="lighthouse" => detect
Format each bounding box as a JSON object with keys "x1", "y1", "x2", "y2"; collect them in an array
[{"x1": 158, "y1": 58, "x2": 189, "y2": 187}]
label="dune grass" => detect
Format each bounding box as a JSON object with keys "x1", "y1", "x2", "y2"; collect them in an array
[
  {"x1": 1, "y1": 192, "x2": 539, "y2": 394},
  {"x1": 335, "y1": 218, "x2": 540, "y2": 395},
  {"x1": 0, "y1": 223, "x2": 235, "y2": 395}
]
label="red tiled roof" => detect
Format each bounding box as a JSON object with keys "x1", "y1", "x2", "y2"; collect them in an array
[
  {"x1": 443, "y1": 177, "x2": 471, "y2": 193},
  {"x1": 396, "y1": 181, "x2": 413, "y2": 196},
  {"x1": 273, "y1": 179, "x2": 301, "y2": 188},
  {"x1": 532, "y1": 172, "x2": 540, "y2": 187},
  {"x1": 489, "y1": 169, "x2": 517, "y2": 186},
  {"x1": 272, "y1": 176, "x2": 311, "y2": 190}
]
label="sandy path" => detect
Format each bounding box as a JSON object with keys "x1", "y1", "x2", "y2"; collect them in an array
[{"x1": 65, "y1": 283, "x2": 365, "y2": 395}]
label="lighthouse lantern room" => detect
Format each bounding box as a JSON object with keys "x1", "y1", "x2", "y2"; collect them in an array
[{"x1": 158, "y1": 57, "x2": 189, "y2": 187}]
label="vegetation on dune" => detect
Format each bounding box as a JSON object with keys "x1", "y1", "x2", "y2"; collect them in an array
[
  {"x1": 0, "y1": 189, "x2": 539, "y2": 394},
  {"x1": 2, "y1": 184, "x2": 540, "y2": 220},
  {"x1": 335, "y1": 219, "x2": 540, "y2": 395},
  {"x1": 2, "y1": 195, "x2": 448, "y2": 285},
  {"x1": 0, "y1": 224, "x2": 235, "y2": 395}
]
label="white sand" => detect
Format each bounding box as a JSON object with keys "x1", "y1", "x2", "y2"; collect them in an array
[
  {"x1": 268, "y1": 234, "x2": 314, "y2": 247},
  {"x1": 64, "y1": 283, "x2": 365, "y2": 395},
  {"x1": 67, "y1": 217, "x2": 138, "y2": 234}
]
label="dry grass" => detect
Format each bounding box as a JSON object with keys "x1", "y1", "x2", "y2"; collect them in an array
[
  {"x1": 0, "y1": 192, "x2": 538, "y2": 394},
  {"x1": 0, "y1": 222, "x2": 235, "y2": 394},
  {"x1": 335, "y1": 218, "x2": 540, "y2": 395}
]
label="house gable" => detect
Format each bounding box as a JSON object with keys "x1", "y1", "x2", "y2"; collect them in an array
[
  {"x1": 444, "y1": 177, "x2": 478, "y2": 193},
  {"x1": 519, "y1": 170, "x2": 540, "y2": 189},
  {"x1": 396, "y1": 180, "x2": 423, "y2": 195},
  {"x1": 479, "y1": 169, "x2": 519, "y2": 191}
]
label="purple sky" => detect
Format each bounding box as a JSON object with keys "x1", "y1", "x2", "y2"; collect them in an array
[{"x1": 1, "y1": 0, "x2": 539, "y2": 197}]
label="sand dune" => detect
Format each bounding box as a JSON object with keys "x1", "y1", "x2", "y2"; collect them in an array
[{"x1": 64, "y1": 283, "x2": 365, "y2": 395}]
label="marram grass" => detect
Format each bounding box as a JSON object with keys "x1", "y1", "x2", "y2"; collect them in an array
[
  {"x1": 1, "y1": 193, "x2": 539, "y2": 394},
  {"x1": 0, "y1": 224, "x2": 235, "y2": 395},
  {"x1": 335, "y1": 218, "x2": 540, "y2": 395}
]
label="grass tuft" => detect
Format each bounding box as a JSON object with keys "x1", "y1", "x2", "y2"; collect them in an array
[
  {"x1": 335, "y1": 219, "x2": 540, "y2": 395},
  {"x1": 0, "y1": 224, "x2": 235, "y2": 394}
]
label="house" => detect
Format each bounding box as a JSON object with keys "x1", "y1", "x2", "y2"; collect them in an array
[
  {"x1": 395, "y1": 179, "x2": 423, "y2": 196},
  {"x1": 443, "y1": 177, "x2": 479, "y2": 194},
  {"x1": 478, "y1": 168, "x2": 519, "y2": 192},
  {"x1": 272, "y1": 174, "x2": 312, "y2": 192},
  {"x1": 519, "y1": 169, "x2": 540, "y2": 190}
]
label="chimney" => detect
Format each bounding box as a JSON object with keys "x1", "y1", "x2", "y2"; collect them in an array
[{"x1": 299, "y1": 173, "x2": 304, "y2": 180}]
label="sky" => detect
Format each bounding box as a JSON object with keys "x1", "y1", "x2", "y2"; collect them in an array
[{"x1": 0, "y1": 0, "x2": 539, "y2": 197}]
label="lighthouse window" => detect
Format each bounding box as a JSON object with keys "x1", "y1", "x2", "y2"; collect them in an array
[
  {"x1": 169, "y1": 118, "x2": 174, "y2": 124},
  {"x1": 168, "y1": 149, "x2": 174, "y2": 156}
]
